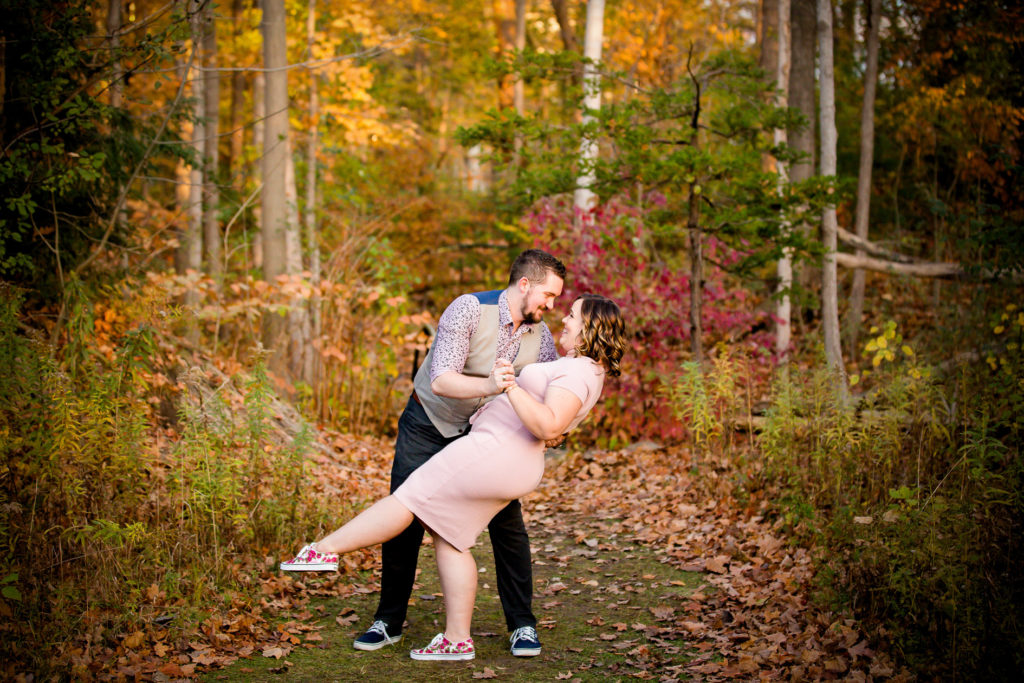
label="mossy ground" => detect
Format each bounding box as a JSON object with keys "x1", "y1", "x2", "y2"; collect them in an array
[{"x1": 207, "y1": 514, "x2": 704, "y2": 682}]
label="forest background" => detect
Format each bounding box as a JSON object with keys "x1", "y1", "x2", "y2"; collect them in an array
[{"x1": 0, "y1": 0, "x2": 1022, "y2": 679}]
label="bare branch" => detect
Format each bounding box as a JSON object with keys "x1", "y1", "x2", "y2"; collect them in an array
[
  {"x1": 837, "y1": 226, "x2": 916, "y2": 263},
  {"x1": 834, "y1": 252, "x2": 1023, "y2": 283}
]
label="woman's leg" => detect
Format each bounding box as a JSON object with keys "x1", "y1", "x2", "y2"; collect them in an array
[
  {"x1": 432, "y1": 533, "x2": 477, "y2": 643},
  {"x1": 316, "y1": 496, "x2": 415, "y2": 555}
]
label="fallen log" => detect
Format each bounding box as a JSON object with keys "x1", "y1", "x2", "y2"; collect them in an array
[{"x1": 833, "y1": 229, "x2": 1023, "y2": 283}]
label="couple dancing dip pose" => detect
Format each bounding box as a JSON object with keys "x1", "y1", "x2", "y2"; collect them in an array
[{"x1": 281, "y1": 249, "x2": 627, "y2": 661}]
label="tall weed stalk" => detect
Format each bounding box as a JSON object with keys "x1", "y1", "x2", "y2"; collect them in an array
[{"x1": 664, "y1": 345, "x2": 747, "y2": 462}]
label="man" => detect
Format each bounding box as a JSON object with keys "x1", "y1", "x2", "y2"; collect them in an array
[{"x1": 354, "y1": 249, "x2": 566, "y2": 658}]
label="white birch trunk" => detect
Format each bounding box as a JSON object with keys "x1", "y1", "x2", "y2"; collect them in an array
[
  {"x1": 467, "y1": 144, "x2": 486, "y2": 192},
  {"x1": 774, "y1": 0, "x2": 793, "y2": 361},
  {"x1": 573, "y1": 0, "x2": 605, "y2": 222}
]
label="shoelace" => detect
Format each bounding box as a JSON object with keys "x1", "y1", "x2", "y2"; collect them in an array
[
  {"x1": 422, "y1": 633, "x2": 448, "y2": 652},
  {"x1": 510, "y1": 625, "x2": 538, "y2": 644},
  {"x1": 367, "y1": 620, "x2": 396, "y2": 642}
]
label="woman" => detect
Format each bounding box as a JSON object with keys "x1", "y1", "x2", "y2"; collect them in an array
[{"x1": 281, "y1": 294, "x2": 627, "y2": 661}]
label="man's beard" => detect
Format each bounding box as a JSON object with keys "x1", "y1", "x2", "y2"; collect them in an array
[{"x1": 521, "y1": 303, "x2": 545, "y2": 324}]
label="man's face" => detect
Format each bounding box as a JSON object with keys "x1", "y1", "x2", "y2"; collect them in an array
[{"x1": 520, "y1": 271, "x2": 564, "y2": 324}]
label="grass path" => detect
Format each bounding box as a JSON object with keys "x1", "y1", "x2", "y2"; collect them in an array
[
  {"x1": 207, "y1": 492, "x2": 704, "y2": 681},
  {"x1": 203, "y1": 446, "x2": 910, "y2": 681}
]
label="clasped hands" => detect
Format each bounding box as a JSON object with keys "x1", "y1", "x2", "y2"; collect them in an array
[
  {"x1": 489, "y1": 359, "x2": 566, "y2": 449},
  {"x1": 490, "y1": 359, "x2": 517, "y2": 393}
]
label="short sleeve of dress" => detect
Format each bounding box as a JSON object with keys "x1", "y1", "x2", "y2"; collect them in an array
[{"x1": 548, "y1": 359, "x2": 595, "y2": 404}]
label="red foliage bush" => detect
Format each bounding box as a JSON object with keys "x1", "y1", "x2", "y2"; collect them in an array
[{"x1": 525, "y1": 196, "x2": 773, "y2": 445}]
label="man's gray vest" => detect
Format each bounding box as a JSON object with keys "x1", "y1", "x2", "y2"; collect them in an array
[{"x1": 413, "y1": 290, "x2": 542, "y2": 437}]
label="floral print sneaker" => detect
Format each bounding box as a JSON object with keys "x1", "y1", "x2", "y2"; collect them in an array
[
  {"x1": 279, "y1": 543, "x2": 339, "y2": 571},
  {"x1": 409, "y1": 632, "x2": 475, "y2": 661}
]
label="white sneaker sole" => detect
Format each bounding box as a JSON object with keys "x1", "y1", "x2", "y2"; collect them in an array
[
  {"x1": 353, "y1": 635, "x2": 402, "y2": 651},
  {"x1": 409, "y1": 651, "x2": 475, "y2": 661},
  {"x1": 279, "y1": 563, "x2": 337, "y2": 571},
  {"x1": 511, "y1": 647, "x2": 541, "y2": 657}
]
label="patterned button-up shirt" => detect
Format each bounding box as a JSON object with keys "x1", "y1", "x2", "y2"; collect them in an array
[{"x1": 429, "y1": 289, "x2": 558, "y2": 382}]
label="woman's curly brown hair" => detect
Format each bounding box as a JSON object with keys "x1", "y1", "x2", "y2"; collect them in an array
[{"x1": 575, "y1": 294, "x2": 627, "y2": 377}]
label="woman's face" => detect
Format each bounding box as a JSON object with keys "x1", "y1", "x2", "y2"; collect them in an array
[{"x1": 559, "y1": 298, "x2": 585, "y2": 355}]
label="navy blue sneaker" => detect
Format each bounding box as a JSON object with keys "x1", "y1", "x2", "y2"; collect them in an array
[
  {"x1": 509, "y1": 625, "x2": 541, "y2": 657},
  {"x1": 354, "y1": 620, "x2": 402, "y2": 651}
]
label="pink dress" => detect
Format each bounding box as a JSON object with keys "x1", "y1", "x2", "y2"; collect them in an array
[{"x1": 393, "y1": 356, "x2": 605, "y2": 552}]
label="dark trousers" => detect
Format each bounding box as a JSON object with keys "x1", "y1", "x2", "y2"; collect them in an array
[{"x1": 373, "y1": 394, "x2": 537, "y2": 632}]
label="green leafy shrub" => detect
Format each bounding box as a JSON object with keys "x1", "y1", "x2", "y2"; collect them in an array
[
  {"x1": 0, "y1": 283, "x2": 352, "y2": 675},
  {"x1": 759, "y1": 322, "x2": 1024, "y2": 678}
]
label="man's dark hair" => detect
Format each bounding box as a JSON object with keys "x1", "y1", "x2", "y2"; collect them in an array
[{"x1": 507, "y1": 249, "x2": 567, "y2": 286}]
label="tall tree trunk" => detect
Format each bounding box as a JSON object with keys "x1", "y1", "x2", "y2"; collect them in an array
[
  {"x1": 550, "y1": 0, "x2": 576, "y2": 52},
  {"x1": 758, "y1": 0, "x2": 779, "y2": 80},
  {"x1": 786, "y1": 0, "x2": 819, "y2": 327},
  {"x1": 789, "y1": 0, "x2": 816, "y2": 182},
  {"x1": 492, "y1": 0, "x2": 516, "y2": 109},
  {"x1": 513, "y1": 0, "x2": 526, "y2": 166},
  {"x1": 285, "y1": 146, "x2": 308, "y2": 381},
  {"x1": 790, "y1": 0, "x2": 818, "y2": 322},
  {"x1": 774, "y1": 0, "x2": 793, "y2": 362},
  {"x1": 514, "y1": 0, "x2": 526, "y2": 114},
  {"x1": 183, "y1": 3, "x2": 206, "y2": 343},
  {"x1": 261, "y1": 0, "x2": 291, "y2": 376},
  {"x1": 106, "y1": 0, "x2": 123, "y2": 108},
  {"x1": 687, "y1": 180, "x2": 703, "y2": 362},
  {"x1": 107, "y1": 0, "x2": 127, "y2": 234},
  {"x1": 573, "y1": 0, "x2": 605, "y2": 225},
  {"x1": 201, "y1": 3, "x2": 222, "y2": 283},
  {"x1": 845, "y1": 0, "x2": 882, "y2": 351},
  {"x1": 686, "y1": 64, "x2": 704, "y2": 362},
  {"x1": 226, "y1": 0, "x2": 247, "y2": 178},
  {"x1": 305, "y1": 0, "x2": 321, "y2": 387},
  {"x1": 174, "y1": 51, "x2": 200, "y2": 281},
  {"x1": 252, "y1": 70, "x2": 265, "y2": 270},
  {"x1": 817, "y1": 0, "x2": 847, "y2": 392},
  {"x1": 188, "y1": 9, "x2": 205, "y2": 278}
]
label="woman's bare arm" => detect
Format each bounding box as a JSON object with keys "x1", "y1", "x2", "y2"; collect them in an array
[{"x1": 504, "y1": 384, "x2": 582, "y2": 441}]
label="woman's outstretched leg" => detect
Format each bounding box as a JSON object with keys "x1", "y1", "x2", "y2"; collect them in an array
[
  {"x1": 433, "y1": 534, "x2": 476, "y2": 643},
  {"x1": 317, "y1": 496, "x2": 415, "y2": 554},
  {"x1": 281, "y1": 496, "x2": 414, "y2": 571}
]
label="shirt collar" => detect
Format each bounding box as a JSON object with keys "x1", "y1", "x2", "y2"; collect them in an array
[{"x1": 498, "y1": 289, "x2": 533, "y2": 335}]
